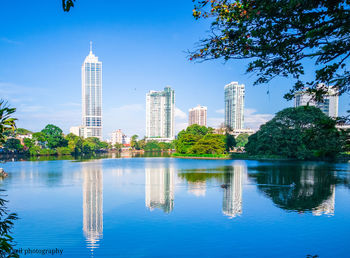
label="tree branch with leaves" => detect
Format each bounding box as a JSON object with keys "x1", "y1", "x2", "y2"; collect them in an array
[{"x1": 190, "y1": 0, "x2": 350, "y2": 100}]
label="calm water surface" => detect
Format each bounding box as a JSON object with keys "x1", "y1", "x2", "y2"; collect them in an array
[{"x1": 1, "y1": 157, "x2": 350, "y2": 257}]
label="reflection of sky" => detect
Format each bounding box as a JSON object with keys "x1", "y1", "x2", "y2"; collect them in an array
[{"x1": 1, "y1": 158, "x2": 350, "y2": 257}]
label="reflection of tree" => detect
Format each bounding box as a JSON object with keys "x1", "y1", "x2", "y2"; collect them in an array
[
  {"x1": 145, "y1": 167, "x2": 174, "y2": 213},
  {"x1": 82, "y1": 162, "x2": 103, "y2": 252},
  {"x1": 178, "y1": 165, "x2": 245, "y2": 218},
  {"x1": 249, "y1": 164, "x2": 337, "y2": 213}
]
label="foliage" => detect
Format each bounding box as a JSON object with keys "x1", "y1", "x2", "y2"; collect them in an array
[
  {"x1": 144, "y1": 141, "x2": 174, "y2": 152},
  {"x1": 41, "y1": 124, "x2": 68, "y2": 149},
  {"x1": 245, "y1": 106, "x2": 343, "y2": 160},
  {"x1": 23, "y1": 138, "x2": 35, "y2": 149},
  {"x1": 189, "y1": 134, "x2": 226, "y2": 155},
  {"x1": 56, "y1": 147, "x2": 72, "y2": 155},
  {"x1": 0, "y1": 100, "x2": 17, "y2": 144},
  {"x1": 190, "y1": 0, "x2": 350, "y2": 100},
  {"x1": 0, "y1": 191, "x2": 19, "y2": 258},
  {"x1": 62, "y1": 0, "x2": 75, "y2": 12},
  {"x1": 175, "y1": 124, "x2": 233, "y2": 155},
  {"x1": 32, "y1": 132, "x2": 47, "y2": 148},
  {"x1": 4, "y1": 139, "x2": 23, "y2": 152},
  {"x1": 15, "y1": 128, "x2": 32, "y2": 135},
  {"x1": 236, "y1": 133, "x2": 249, "y2": 147},
  {"x1": 114, "y1": 143, "x2": 123, "y2": 152},
  {"x1": 225, "y1": 133, "x2": 236, "y2": 151}
]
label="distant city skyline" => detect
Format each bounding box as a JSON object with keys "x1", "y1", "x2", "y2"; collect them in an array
[{"x1": 1, "y1": 1, "x2": 347, "y2": 139}]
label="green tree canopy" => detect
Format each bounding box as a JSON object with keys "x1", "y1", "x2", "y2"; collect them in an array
[
  {"x1": 4, "y1": 138, "x2": 23, "y2": 152},
  {"x1": 191, "y1": 0, "x2": 350, "y2": 100},
  {"x1": 236, "y1": 133, "x2": 249, "y2": 147},
  {"x1": 189, "y1": 134, "x2": 226, "y2": 155},
  {"x1": 245, "y1": 106, "x2": 343, "y2": 159},
  {"x1": 41, "y1": 124, "x2": 67, "y2": 149}
]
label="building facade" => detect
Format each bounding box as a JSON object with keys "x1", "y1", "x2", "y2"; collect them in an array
[
  {"x1": 294, "y1": 86, "x2": 339, "y2": 117},
  {"x1": 224, "y1": 82, "x2": 245, "y2": 130},
  {"x1": 111, "y1": 129, "x2": 124, "y2": 146},
  {"x1": 82, "y1": 44, "x2": 102, "y2": 140},
  {"x1": 188, "y1": 105, "x2": 207, "y2": 126},
  {"x1": 146, "y1": 86, "x2": 175, "y2": 141}
]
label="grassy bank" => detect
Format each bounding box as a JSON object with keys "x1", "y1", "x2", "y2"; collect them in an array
[{"x1": 172, "y1": 153, "x2": 230, "y2": 159}]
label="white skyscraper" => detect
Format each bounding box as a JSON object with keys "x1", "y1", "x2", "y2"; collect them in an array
[
  {"x1": 146, "y1": 86, "x2": 175, "y2": 141},
  {"x1": 224, "y1": 82, "x2": 245, "y2": 130},
  {"x1": 189, "y1": 105, "x2": 207, "y2": 126},
  {"x1": 294, "y1": 85, "x2": 339, "y2": 117},
  {"x1": 82, "y1": 42, "x2": 102, "y2": 140}
]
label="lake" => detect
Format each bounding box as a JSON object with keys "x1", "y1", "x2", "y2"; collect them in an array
[{"x1": 1, "y1": 157, "x2": 350, "y2": 257}]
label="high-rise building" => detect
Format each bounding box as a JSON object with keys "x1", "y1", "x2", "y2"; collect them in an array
[
  {"x1": 188, "y1": 105, "x2": 207, "y2": 126},
  {"x1": 294, "y1": 86, "x2": 339, "y2": 117},
  {"x1": 224, "y1": 82, "x2": 245, "y2": 130},
  {"x1": 82, "y1": 42, "x2": 102, "y2": 140},
  {"x1": 146, "y1": 86, "x2": 175, "y2": 141}
]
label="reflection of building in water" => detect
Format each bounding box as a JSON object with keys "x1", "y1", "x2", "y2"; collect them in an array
[
  {"x1": 82, "y1": 163, "x2": 103, "y2": 252},
  {"x1": 145, "y1": 167, "x2": 174, "y2": 213},
  {"x1": 188, "y1": 181, "x2": 206, "y2": 197},
  {"x1": 313, "y1": 185, "x2": 335, "y2": 216},
  {"x1": 222, "y1": 165, "x2": 244, "y2": 218}
]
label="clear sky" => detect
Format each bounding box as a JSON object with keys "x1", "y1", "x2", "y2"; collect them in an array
[{"x1": 1, "y1": 0, "x2": 348, "y2": 139}]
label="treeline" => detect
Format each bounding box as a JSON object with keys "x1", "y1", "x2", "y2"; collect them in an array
[
  {"x1": 2, "y1": 124, "x2": 109, "y2": 156},
  {"x1": 127, "y1": 135, "x2": 175, "y2": 152},
  {"x1": 245, "y1": 106, "x2": 349, "y2": 160}
]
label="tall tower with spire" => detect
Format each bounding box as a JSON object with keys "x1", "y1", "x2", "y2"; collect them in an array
[{"x1": 81, "y1": 42, "x2": 103, "y2": 140}]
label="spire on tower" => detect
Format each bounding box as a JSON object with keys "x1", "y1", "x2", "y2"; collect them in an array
[{"x1": 90, "y1": 41, "x2": 92, "y2": 54}]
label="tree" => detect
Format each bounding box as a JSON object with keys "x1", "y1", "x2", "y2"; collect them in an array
[
  {"x1": 189, "y1": 134, "x2": 226, "y2": 154},
  {"x1": 15, "y1": 128, "x2": 32, "y2": 135},
  {"x1": 114, "y1": 143, "x2": 123, "y2": 152},
  {"x1": 144, "y1": 141, "x2": 161, "y2": 152},
  {"x1": 0, "y1": 100, "x2": 17, "y2": 144},
  {"x1": 0, "y1": 191, "x2": 19, "y2": 258},
  {"x1": 225, "y1": 133, "x2": 236, "y2": 151},
  {"x1": 41, "y1": 124, "x2": 67, "y2": 149},
  {"x1": 245, "y1": 106, "x2": 343, "y2": 159},
  {"x1": 4, "y1": 138, "x2": 23, "y2": 152},
  {"x1": 130, "y1": 135, "x2": 140, "y2": 150},
  {"x1": 236, "y1": 133, "x2": 249, "y2": 147},
  {"x1": 190, "y1": 0, "x2": 350, "y2": 100},
  {"x1": 32, "y1": 132, "x2": 47, "y2": 148}
]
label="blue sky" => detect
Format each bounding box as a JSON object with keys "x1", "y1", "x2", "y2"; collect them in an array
[{"x1": 0, "y1": 0, "x2": 348, "y2": 139}]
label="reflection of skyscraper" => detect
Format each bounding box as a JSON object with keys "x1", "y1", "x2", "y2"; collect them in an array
[
  {"x1": 188, "y1": 181, "x2": 206, "y2": 197},
  {"x1": 145, "y1": 167, "x2": 174, "y2": 213},
  {"x1": 222, "y1": 165, "x2": 244, "y2": 218},
  {"x1": 82, "y1": 162, "x2": 103, "y2": 251},
  {"x1": 313, "y1": 185, "x2": 335, "y2": 216}
]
